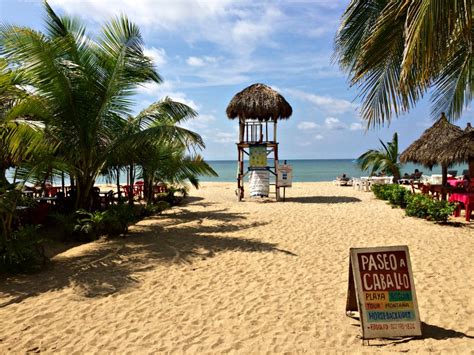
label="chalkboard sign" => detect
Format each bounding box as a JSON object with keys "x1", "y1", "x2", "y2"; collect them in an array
[{"x1": 346, "y1": 246, "x2": 422, "y2": 339}]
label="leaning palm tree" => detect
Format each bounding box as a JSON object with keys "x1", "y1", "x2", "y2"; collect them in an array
[
  {"x1": 138, "y1": 142, "x2": 217, "y2": 204},
  {"x1": 357, "y1": 132, "x2": 401, "y2": 182},
  {"x1": 0, "y1": 2, "x2": 203, "y2": 209},
  {"x1": 103, "y1": 97, "x2": 207, "y2": 205},
  {"x1": 335, "y1": 1, "x2": 472, "y2": 126}
]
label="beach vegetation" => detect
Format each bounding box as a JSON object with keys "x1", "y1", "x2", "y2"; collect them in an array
[
  {"x1": 335, "y1": 1, "x2": 472, "y2": 125},
  {"x1": 405, "y1": 194, "x2": 455, "y2": 223},
  {"x1": 372, "y1": 185, "x2": 455, "y2": 223},
  {"x1": 0, "y1": 2, "x2": 217, "y2": 273},
  {"x1": 357, "y1": 132, "x2": 401, "y2": 181},
  {"x1": 371, "y1": 184, "x2": 411, "y2": 208},
  {"x1": 0, "y1": 2, "x2": 205, "y2": 210}
]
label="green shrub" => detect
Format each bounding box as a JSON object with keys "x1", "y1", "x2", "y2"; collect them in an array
[
  {"x1": 387, "y1": 185, "x2": 412, "y2": 208},
  {"x1": 405, "y1": 194, "x2": 432, "y2": 218},
  {"x1": 371, "y1": 184, "x2": 392, "y2": 200},
  {"x1": 426, "y1": 200, "x2": 455, "y2": 222},
  {"x1": 103, "y1": 204, "x2": 136, "y2": 236},
  {"x1": 405, "y1": 194, "x2": 455, "y2": 222},
  {"x1": 0, "y1": 225, "x2": 46, "y2": 273},
  {"x1": 144, "y1": 201, "x2": 170, "y2": 216},
  {"x1": 73, "y1": 210, "x2": 107, "y2": 241}
]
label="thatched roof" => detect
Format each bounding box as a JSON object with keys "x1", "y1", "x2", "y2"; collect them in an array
[
  {"x1": 437, "y1": 130, "x2": 474, "y2": 166},
  {"x1": 399, "y1": 113, "x2": 464, "y2": 166},
  {"x1": 226, "y1": 83, "x2": 292, "y2": 121}
]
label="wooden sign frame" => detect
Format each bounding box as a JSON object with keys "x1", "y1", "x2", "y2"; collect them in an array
[{"x1": 346, "y1": 246, "x2": 422, "y2": 339}]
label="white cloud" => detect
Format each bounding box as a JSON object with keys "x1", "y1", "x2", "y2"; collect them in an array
[
  {"x1": 297, "y1": 121, "x2": 320, "y2": 130},
  {"x1": 186, "y1": 56, "x2": 218, "y2": 67},
  {"x1": 314, "y1": 134, "x2": 324, "y2": 140},
  {"x1": 50, "y1": 0, "x2": 282, "y2": 56},
  {"x1": 324, "y1": 117, "x2": 346, "y2": 130},
  {"x1": 350, "y1": 122, "x2": 364, "y2": 131},
  {"x1": 136, "y1": 81, "x2": 200, "y2": 111},
  {"x1": 186, "y1": 56, "x2": 205, "y2": 67},
  {"x1": 143, "y1": 47, "x2": 167, "y2": 67},
  {"x1": 213, "y1": 131, "x2": 235, "y2": 143},
  {"x1": 286, "y1": 89, "x2": 357, "y2": 114},
  {"x1": 182, "y1": 113, "x2": 217, "y2": 129}
]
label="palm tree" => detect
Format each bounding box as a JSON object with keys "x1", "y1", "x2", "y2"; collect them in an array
[
  {"x1": 334, "y1": 1, "x2": 472, "y2": 126},
  {"x1": 0, "y1": 2, "x2": 203, "y2": 209},
  {"x1": 104, "y1": 97, "x2": 216, "y2": 203},
  {"x1": 0, "y1": 58, "x2": 46, "y2": 188},
  {"x1": 357, "y1": 132, "x2": 401, "y2": 182},
  {"x1": 138, "y1": 142, "x2": 217, "y2": 204}
]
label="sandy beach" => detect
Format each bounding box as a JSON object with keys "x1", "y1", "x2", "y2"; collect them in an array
[{"x1": 0, "y1": 182, "x2": 473, "y2": 353}]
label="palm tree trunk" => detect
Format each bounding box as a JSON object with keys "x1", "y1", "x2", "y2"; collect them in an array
[
  {"x1": 128, "y1": 164, "x2": 135, "y2": 206},
  {"x1": 0, "y1": 166, "x2": 9, "y2": 188},
  {"x1": 116, "y1": 167, "x2": 121, "y2": 201},
  {"x1": 75, "y1": 175, "x2": 95, "y2": 210},
  {"x1": 61, "y1": 171, "x2": 65, "y2": 192}
]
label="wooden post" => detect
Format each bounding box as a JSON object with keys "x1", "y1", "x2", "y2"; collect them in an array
[
  {"x1": 239, "y1": 121, "x2": 244, "y2": 143},
  {"x1": 469, "y1": 158, "x2": 474, "y2": 179},
  {"x1": 273, "y1": 120, "x2": 277, "y2": 142},
  {"x1": 275, "y1": 143, "x2": 280, "y2": 201},
  {"x1": 441, "y1": 165, "x2": 448, "y2": 200},
  {"x1": 265, "y1": 121, "x2": 268, "y2": 142},
  {"x1": 237, "y1": 146, "x2": 244, "y2": 201},
  {"x1": 61, "y1": 171, "x2": 65, "y2": 192}
]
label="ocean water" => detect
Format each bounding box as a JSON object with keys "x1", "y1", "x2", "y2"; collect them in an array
[
  {"x1": 201, "y1": 159, "x2": 469, "y2": 182},
  {"x1": 7, "y1": 159, "x2": 468, "y2": 184}
]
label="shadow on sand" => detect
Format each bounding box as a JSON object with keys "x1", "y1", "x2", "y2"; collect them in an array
[
  {"x1": 284, "y1": 196, "x2": 362, "y2": 204},
  {"x1": 0, "y1": 207, "x2": 296, "y2": 305},
  {"x1": 354, "y1": 322, "x2": 474, "y2": 347}
]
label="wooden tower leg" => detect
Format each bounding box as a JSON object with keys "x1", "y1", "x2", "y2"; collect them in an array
[
  {"x1": 237, "y1": 146, "x2": 244, "y2": 201},
  {"x1": 274, "y1": 144, "x2": 280, "y2": 201}
]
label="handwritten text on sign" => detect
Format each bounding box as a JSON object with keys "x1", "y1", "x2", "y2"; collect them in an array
[{"x1": 347, "y1": 246, "x2": 421, "y2": 339}]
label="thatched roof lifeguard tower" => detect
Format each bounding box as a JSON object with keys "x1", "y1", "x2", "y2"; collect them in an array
[{"x1": 226, "y1": 83, "x2": 292, "y2": 201}]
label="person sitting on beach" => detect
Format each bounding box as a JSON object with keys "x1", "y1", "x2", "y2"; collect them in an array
[
  {"x1": 410, "y1": 169, "x2": 423, "y2": 180},
  {"x1": 338, "y1": 173, "x2": 350, "y2": 181}
]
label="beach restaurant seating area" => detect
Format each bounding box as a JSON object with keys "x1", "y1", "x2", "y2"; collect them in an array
[
  {"x1": 351, "y1": 176, "x2": 394, "y2": 191},
  {"x1": 17, "y1": 181, "x2": 168, "y2": 225}
]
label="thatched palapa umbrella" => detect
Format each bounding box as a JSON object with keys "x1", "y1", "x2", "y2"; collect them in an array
[
  {"x1": 226, "y1": 83, "x2": 292, "y2": 120},
  {"x1": 399, "y1": 113, "x2": 464, "y2": 188},
  {"x1": 438, "y1": 123, "x2": 474, "y2": 178},
  {"x1": 226, "y1": 83, "x2": 292, "y2": 143}
]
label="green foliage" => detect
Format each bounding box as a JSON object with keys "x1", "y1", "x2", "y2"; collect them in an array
[
  {"x1": 143, "y1": 201, "x2": 170, "y2": 216},
  {"x1": 0, "y1": 225, "x2": 45, "y2": 273},
  {"x1": 372, "y1": 184, "x2": 412, "y2": 208},
  {"x1": 405, "y1": 194, "x2": 432, "y2": 219},
  {"x1": 387, "y1": 185, "x2": 412, "y2": 208},
  {"x1": 405, "y1": 194, "x2": 455, "y2": 222},
  {"x1": 335, "y1": 1, "x2": 471, "y2": 124},
  {"x1": 73, "y1": 210, "x2": 107, "y2": 241},
  {"x1": 50, "y1": 212, "x2": 77, "y2": 240},
  {"x1": 372, "y1": 184, "x2": 454, "y2": 222},
  {"x1": 1, "y1": 3, "x2": 205, "y2": 209},
  {"x1": 357, "y1": 132, "x2": 401, "y2": 181},
  {"x1": 371, "y1": 184, "x2": 392, "y2": 200}
]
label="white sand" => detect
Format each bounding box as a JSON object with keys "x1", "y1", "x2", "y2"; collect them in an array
[{"x1": 0, "y1": 182, "x2": 473, "y2": 353}]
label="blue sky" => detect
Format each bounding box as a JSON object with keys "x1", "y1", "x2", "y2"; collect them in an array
[{"x1": 1, "y1": 0, "x2": 472, "y2": 160}]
